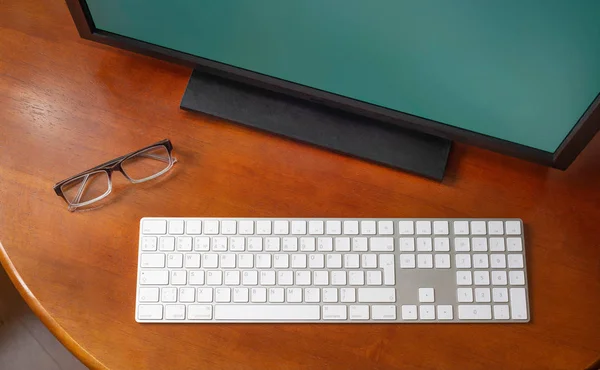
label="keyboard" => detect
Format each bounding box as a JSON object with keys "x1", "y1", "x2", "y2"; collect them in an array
[{"x1": 136, "y1": 218, "x2": 529, "y2": 323}]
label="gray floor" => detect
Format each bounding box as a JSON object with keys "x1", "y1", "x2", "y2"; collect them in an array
[{"x1": 0, "y1": 267, "x2": 87, "y2": 370}]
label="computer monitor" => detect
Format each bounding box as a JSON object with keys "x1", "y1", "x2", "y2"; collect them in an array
[{"x1": 66, "y1": 1, "x2": 600, "y2": 175}]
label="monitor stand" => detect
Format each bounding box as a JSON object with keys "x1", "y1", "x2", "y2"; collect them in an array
[{"x1": 180, "y1": 69, "x2": 452, "y2": 181}]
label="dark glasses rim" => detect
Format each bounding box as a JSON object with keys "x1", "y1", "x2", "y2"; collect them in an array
[{"x1": 53, "y1": 139, "x2": 173, "y2": 197}]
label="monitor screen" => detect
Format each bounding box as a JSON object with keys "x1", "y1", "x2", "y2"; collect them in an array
[{"x1": 84, "y1": 0, "x2": 600, "y2": 153}]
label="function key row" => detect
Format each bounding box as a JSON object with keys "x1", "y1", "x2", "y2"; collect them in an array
[{"x1": 142, "y1": 219, "x2": 522, "y2": 236}]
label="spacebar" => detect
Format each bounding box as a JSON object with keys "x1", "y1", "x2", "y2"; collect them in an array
[{"x1": 215, "y1": 305, "x2": 320, "y2": 320}]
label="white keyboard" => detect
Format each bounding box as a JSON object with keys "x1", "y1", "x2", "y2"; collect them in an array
[{"x1": 136, "y1": 218, "x2": 529, "y2": 323}]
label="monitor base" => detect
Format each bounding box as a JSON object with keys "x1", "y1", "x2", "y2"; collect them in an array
[{"x1": 180, "y1": 70, "x2": 452, "y2": 181}]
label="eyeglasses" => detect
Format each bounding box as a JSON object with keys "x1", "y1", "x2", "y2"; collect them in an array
[{"x1": 53, "y1": 139, "x2": 177, "y2": 211}]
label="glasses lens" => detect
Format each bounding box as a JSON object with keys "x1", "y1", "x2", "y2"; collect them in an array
[
  {"x1": 60, "y1": 170, "x2": 110, "y2": 205},
  {"x1": 121, "y1": 145, "x2": 171, "y2": 181}
]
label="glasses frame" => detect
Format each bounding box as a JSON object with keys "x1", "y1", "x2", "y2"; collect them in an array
[{"x1": 53, "y1": 139, "x2": 176, "y2": 211}]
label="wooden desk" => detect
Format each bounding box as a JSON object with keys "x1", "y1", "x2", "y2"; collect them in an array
[{"x1": 1, "y1": 1, "x2": 599, "y2": 369}]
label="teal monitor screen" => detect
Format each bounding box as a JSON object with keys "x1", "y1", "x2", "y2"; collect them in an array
[{"x1": 84, "y1": 0, "x2": 600, "y2": 153}]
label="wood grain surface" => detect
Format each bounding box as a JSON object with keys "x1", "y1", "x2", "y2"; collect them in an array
[{"x1": 1, "y1": 1, "x2": 599, "y2": 369}]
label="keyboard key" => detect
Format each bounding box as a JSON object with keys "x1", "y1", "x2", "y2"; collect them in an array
[
  {"x1": 434, "y1": 237, "x2": 450, "y2": 251},
  {"x1": 179, "y1": 288, "x2": 195, "y2": 302},
  {"x1": 269, "y1": 288, "x2": 285, "y2": 303},
  {"x1": 305, "y1": 288, "x2": 320, "y2": 303},
  {"x1": 213, "y1": 287, "x2": 232, "y2": 303},
  {"x1": 138, "y1": 305, "x2": 163, "y2": 320},
  {"x1": 247, "y1": 237, "x2": 263, "y2": 252},
  {"x1": 300, "y1": 237, "x2": 315, "y2": 251},
  {"x1": 202, "y1": 254, "x2": 218, "y2": 268},
  {"x1": 340, "y1": 288, "x2": 356, "y2": 303},
  {"x1": 196, "y1": 288, "x2": 213, "y2": 302},
  {"x1": 457, "y1": 288, "x2": 473, "y2": 302},
  {"x1": 242, "y1": 271, "x2": 258, "y2": 285},
  {"x1": 322, "y1": 288, "x2": 338, "y2": 302},
  {"x1": 378, "y1": 221, "x2": 394, "y2": 235},
  {"x1": 401, "y1": 305, "x2": 418, "y2": 320},
  {"x1": 343, "y1": 221, "x2": 359, "y2": 235},
  {"x1": 251, "y1": 288, "x2": 267, "y2": 303},
  {"x1": 419, "y1": 305, "x2": 435, "y2": 320},
  {"x1": 221, "y1": 220, "x2": 236, "y2": 235},
  {"x1": 372, "y1": 305, "x2": 396, "y2": 320},
  {"x1": 142, "y1": 220, "x2": 167, "y2": 235},
  {"x1": 433, "y1": 221, "x2": 449, "y2": 235},
  {"x1": 437, "y1": 305, "x2": 453, "y2": 320},
  {"x1": 488, "y1": 221, "x2": 504, "y2": 235},
  {"x1": 212, "y1": 237, "x2": 227, "y2": 251},
  {"x1": 204, "y1": 220, "x2": 219, "y2": 234},
  {"x1": 194, "y1": 237, "x2": 210, "y2": 251},
  {"x1": 295, "y1": 271, "x2": 311, "y2": 285},
  {"x1": 331, "y1": 271, "x2": 347, "y2": 285},
  {"x1": 490, "y1": 254, "x2": 506, "y2": 268},
  {"x1": 265, "y1": 237, "x2": 281, "y2": 251},
  {"x1": 335, "y1": 237, "x2": 351, "y2": 251},
  {"x1": 278, "y1": 271, "x2": 294, "y2": 285},
  {"x1": 186, "y1": 220, "x2": 202, "y2": 235},
  {"x1": 505, "y1": 221, "x2": 522, "y2": 235},
  {"x1": 417, "y1": 254, "x2": 433, "y2": 268},
  {"x1": 454, "y1": 238, "x2": 470, "y2": 251},
  {"x1": 215, "y1": 305, "x2": 320, "y2": 321},
  {"x1": 274, "y1": 254, "x2": 289, "y2": 268},
  {"x1": 188, "y1": 305, "x2": 212, "y2": 320},
  {"x1": 473, "y1": 254, "x2": 489, "y2": 268},
  {"x1": 140, "y1": 271, "x2": 169, "y2": 285},
  {"x1": 260, "y1": 271, "x2": 276, "y2": 285},
  {"x1": 419, "y1": 288, "x2": 435, "y2": 302},
  {"x1": 169, "y1": 220, "x2": 185, "y2": 235},
  {"x1": 291, "y1": 221, "x2": 306, "y2": 235},
  {"x1": 345, "y1": 254, "x2": 360, "y2": 268},
  {"x1": 159, "y1": 236, "x2": 175, "y2": 251},
  {"x1": 509, "y1": 271, "x2": 525, "y2": 285},
  {"x1": 313, "y1": 271, "x2": 329, "y2": 285},
  {"x1": 256, "y1": 254, "x2": 272, "y2": 268},
  {"x1": 456, "y1": 271, "x2": 472, "y2": 285},
  {"x1": 167, "y1": 254, "x2": 183, "y2": 268},
  {"x1": 287, "y1": 288, "x2": 302, "y2": 303},
  {"x1": 361, "y1": 221, "x2": 376, "y2": 235},
  {"x1": 230, "y1": 237, "x2": 245, "y2": 252},
  {"x1": 475, "y1": 288, "x2": 491, "y2": 302},
  {"x1": 256, "y1": 221, "x2": 272, "y2": 235},
  {"x1": 185, "y1": 254, "x2": 201, "y2": 268},
  {"x1": 141, "y1": 254, "x2": 165, "y2": 268},
  {"x1": 352, "y1": 237, "x2": 368, "y2": 251},
  {"x1": 453, "y1": 221, "x2": 469, "y2": 235},
  {"x1": 323, "y1": 305, "x2": 347, "y2": 320},
  {"x1": 326, "y1": 254, "x2": 342, "y2": 268},
  {"x1": 435, "y1": 254, "x2": 451, "y2": 268},
  {"x1": 206, "y1": 271, "x2": 221, "y2": 285},
  {"x1": 224, "y1": 271, "x2": 240, "y2": 285},
  {"x1": 189, "y1": 271, "x2": 205, "y2": 285},
  {"x1": 165, "y1": 305, "x2": 185, "y2": 320},
  {"x1": 493, "y1": 305, "x2": 510, "y2": 320},
  {"x1": 492, "y1": 271, "x2": 507, "y2": 285},
  {"x1": 349, "y1": 271, "x2": 365, "y2": 285},
  {"x1": 317, "y1": 237, "x2": 333, "y2": 251},
  {"x1": 472, "y1": 238, "x2": 487, "y2": 251},
  {"x1": 273, "y1": 220, "x2": 289, "y2": 235},
  {"x1": 417, "y1": 238, "x2": 433, "y2": 252},
  {"x1": 139, "y1": 288, "x2": 159, "y2": 302},
  {"x1": 399, "y1": 238, "x2": 415, "y2": 251},
  {"x1": 220, "y1": 254, "x2": 236, "y2": 268},
  {"x1": 291, "y1": 254, "x2": 307, "y2": 268},
  {"x1": 470, "y1": 221, "x2": 486, "y2": 235},
  {"x1": 309, "y1": 254, "x2": 325, "y2": 268},
  {"x1": 493, "y1": 288, "x2": 509, "y2": 302},
  {"x1": 358, "y1": 288, "x2": 396, "y2": 302},
  {"x1": 458, "y1": 305, "x2": 492, "y2": 320},
  {"x1": 507, "y1": 238, "x2": 523, "y2": 251},
  {"x1": 238, "y1": 254, "x2": 254, "y2": 268},
  {"x1": 239, "y1": 220, "x2": 254, "y2": 235},
  {"x1": 400, "y1": 254, "x2": 416, "y2": 268},
  {"x1": 455, "y1": 254, "x2": 471, "y2": 269},
  {"x1": 398, "y1": 221, "x2": 414, "y2": 235},
  {"x1": 141, "y1": 237, "x2": 157, "y2": 251},
  {"x1": 416, "y1": 221, "x2": 431, "y2": 235},
  {"x1": 509, "y1": 288, "x2": 528, "y2": 320},
  {"x1": 489, "y1": 238, "x2": 505, "y2": 251},
  {"x1": 349, "y1": 305, "x2": 369, "y2": 320},
  {"x1": 370, "y1": 237, "x2": 394, "y2": 251},
  {"x1": 474, "y1": 271, "x2": 490, "y2": 285},
  {"x1": 326, "y1": 220, "x2": 342, "y2": 235},
  {"x1": 379, "y1": 254, "x2": 395, "y2": 285},
  {"x1": 308, "y1": 221, "x2": 324, "y2": 235},
  {"x1": 366, "y1": 271, "x2": 382, "y2": 285},
  {"x1": 508, "y1": 254, "x2": 524, "y2": 268}
]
